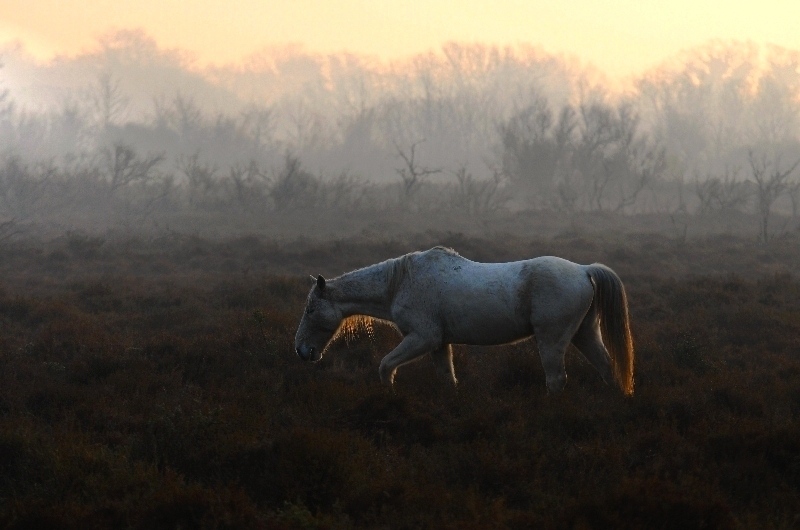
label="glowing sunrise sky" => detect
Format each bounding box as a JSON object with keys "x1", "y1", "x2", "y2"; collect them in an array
[{"x1": 1, "y1": 0, "x2": 800, "y2": 79}]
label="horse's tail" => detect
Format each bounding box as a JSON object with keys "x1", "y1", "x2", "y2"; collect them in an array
[{"x1": 585, "y1": 264, "x2": 635, "y2": 396}]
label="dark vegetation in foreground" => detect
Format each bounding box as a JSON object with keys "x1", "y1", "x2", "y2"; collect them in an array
[{"x1": 1, "y1": 230, "x2": 799, "y2": 528}]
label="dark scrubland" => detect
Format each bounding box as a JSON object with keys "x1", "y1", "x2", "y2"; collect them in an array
[{"x1": 0, "y1": 221, "x2": 799, "y2": 529}]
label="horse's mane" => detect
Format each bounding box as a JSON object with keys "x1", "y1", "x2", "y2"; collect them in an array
[
  {"x1": 386, "y1": 246, "x2": 459, "y2": 298},
  {"x1": 431, "y1": 245, "x2": 459, "y2": 256},
  {"x1": 387, "y1": 255, "x2": 411, "y2": 299}
]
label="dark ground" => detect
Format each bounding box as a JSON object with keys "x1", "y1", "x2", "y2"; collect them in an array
[{"x1": 0, "y1": 226, "x2": 799, "y2": 529}]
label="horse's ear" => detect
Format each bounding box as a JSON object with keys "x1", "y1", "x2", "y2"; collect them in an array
[
  {"x1": 316, "y1": 275, "x2": 326, "y2": 290},
  {"x1": 309, "y1": 275, "x2": 317, "y2": 285}
]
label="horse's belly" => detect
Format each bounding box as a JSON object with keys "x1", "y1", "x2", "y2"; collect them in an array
[
  {"x1": 442, "y1": 311, "x2": 530, "y2": 345},
  {"x1": 436, "y1": 273, "x2": 531, "y2": 345}
]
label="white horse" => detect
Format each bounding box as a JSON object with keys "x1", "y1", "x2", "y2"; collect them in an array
[{"x1": 294, "y1": 246, "x2": 634, "y2": 395}]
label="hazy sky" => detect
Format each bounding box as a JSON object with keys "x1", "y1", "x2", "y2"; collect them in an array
[{"x1": 2, "y1": 0, "x2": 799, "y2": 79}]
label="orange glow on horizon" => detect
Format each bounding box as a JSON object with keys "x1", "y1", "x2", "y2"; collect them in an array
[{"x1": 2, "y1": 0, "x2": 800, "y2": 80}]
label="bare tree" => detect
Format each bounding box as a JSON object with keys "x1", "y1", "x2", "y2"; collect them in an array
[
  {"x1": 748, "y1": 150, "x2": 800, "y2": 242},
  {"x1": 225, "y1": 160, "x2": 268, "y2": 210},
  {"x1": 0, "y1": 218, "x2": 21, "y2": 244},
  {"x1": 91, "y1": 72, "x2": 129, "y2": 132},
  {"x1": 570, "y1": 101, "x2": 660, "y2": 213},
  {"x1": 694, "y1": 167, "x2": 750, "y2": 213},
  {"x1": 240, "y1": 105, "x2": 276, "y2": 154},
  {"x1": 268, "y1": 152, "x2": 319, "y2": 211},
  {"x1": 497, "y1": 98, "x2": 573, "y2": 204},
  {"x1": 320, "y1": 172, "x2": 366, "y2": 211},
  {"x1": 151, "y1": 94, "x2": 175, "y2": 131},
  {"x1": 450, "y1": 165, "x2": 509, "y2": 216},
  {"x1": 613, "y1": 144, "x2": 664, "y2": 213},
  {"x1": 0, "y1": 62, "x2": 12, "y2": 125},
  {"x1": 394, "y1": 140, "x2": 441, "y2": 205},
  {"x1": 0, "y1": 156, "x2": 55, "y2": 220},
  {"x1": 556, "y1": 176, "x2": 580, "y2": 213},
  {"x1": 283, "y1": 99, "x2": 326, "y2": 153},
  {"x1": 103, "y1": 142, "x2": 164, "y2": 193},
  {"x1": 177, "y1": 152, "x2": 218, "y2": 208},
  {"x1": 787, "y1": 180, "x2": 800, "y2": 220},
  {"x1": 173, "y1": 93, "x2": 204, "y2": 140},
  {"x1": 573, "y1": 101, "x2": 621, "y2": 211}
]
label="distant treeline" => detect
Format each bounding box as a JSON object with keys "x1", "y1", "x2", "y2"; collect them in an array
[{"x1": 1, "y1": 37, "x2": 800, "y2": 238}]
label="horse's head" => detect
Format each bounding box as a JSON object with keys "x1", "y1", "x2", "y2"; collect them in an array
[{"x1": 294, "y1": 275, "x2": 342, "y2": 362}]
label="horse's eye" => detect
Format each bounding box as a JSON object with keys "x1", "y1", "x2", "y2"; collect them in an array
[{"x1": 306, "y1": 307, "x2": 315, "y2": 315}]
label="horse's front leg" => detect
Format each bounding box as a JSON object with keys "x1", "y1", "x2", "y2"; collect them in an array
[
  {"x1": 431, "y1": 344, "x2": 457, "y2": 386},
  {"x1": 379, "y1": 334, "x2": 438, "y2": 385}
]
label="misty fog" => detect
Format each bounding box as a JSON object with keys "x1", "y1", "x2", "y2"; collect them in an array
[
  {"x1": 1, "y1": 32, "x2": 800, "y2": 240},
  {"x1": 4, "y1": 28, "x2": 800, "y2": 528}
]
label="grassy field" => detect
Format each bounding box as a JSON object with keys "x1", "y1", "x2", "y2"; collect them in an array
[{"x1": 0, "y1": 228, "x2": 799, "y2": 529}]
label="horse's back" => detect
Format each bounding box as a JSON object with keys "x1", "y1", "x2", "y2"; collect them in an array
[
  {"x1": 405, "y1": 249, "x2": 590, "y2": 301},
  {"x1": 395, "y1": 249, "x2": 593, "y2": 345}
]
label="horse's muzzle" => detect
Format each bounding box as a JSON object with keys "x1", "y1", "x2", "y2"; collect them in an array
[{"x1": 295, "y1": 345, "x2": 316, "y2": 361}]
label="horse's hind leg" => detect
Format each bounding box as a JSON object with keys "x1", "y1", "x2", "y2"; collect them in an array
[
  {"x1": 530, "y1": 268, "x2": 596, "y2": 393},
  {"x1": 534, "y1": 335, "x2": 570, "y2": 393},
  {"x1": 431, "y1": 344, "x2": 457, "y2": 386},
  {"x1": 534, "y1": 315, "x2": 586, "y2": 393},
  {"x1": 571, "y1": 311, "x2": 614, "y2": 387}
]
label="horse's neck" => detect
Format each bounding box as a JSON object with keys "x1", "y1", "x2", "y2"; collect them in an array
[{"x1": 331, "y1": 261, "x2": 394, "y2": 320}]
